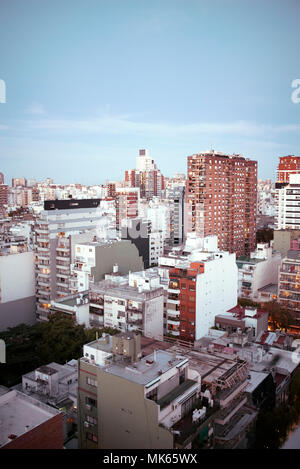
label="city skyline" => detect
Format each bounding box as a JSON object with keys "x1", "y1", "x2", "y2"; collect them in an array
[{"x1": 1, "y1": 0, "x2": 300, "y2": 185}]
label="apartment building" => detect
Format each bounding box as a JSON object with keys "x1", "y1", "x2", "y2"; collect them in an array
[
  {"x1": 12, "y1": 177, "x2": 27, "y2": 188},
  {"x1": 278, "y1": 248, "x2": 300, "y2": 312},
  {"x1": 125, "y1": 149, "x2": 165, "y2": 199},
  {"x1": 276, "y1": 174, "x2": 300, "y2": 229},
  {"x1": 166, "y1": 250, "x2": 237, "y2": 342},
  {"x1": 69, "y1": 239, "x2": 144, "y2": 294},
  {"x1": 19, "y1": 361, "x2": 78, "y2": 443},
  {"x1": 214, "y1": 305, "x2": 269, "y2": 342},
  {"x1": 121, "y1": 217, "x2": 163, "y2": 268},
  {"x1": 166, "y1": 343, "x2": 256, "y2": 449},
  {"x1": 237, "y1": 243, "x2": 281, "y2": 300},
  {"x1": 115, "y1": 187, "x2": 139, "y2": 231},
  {"x1": 50, "y1": 291, "x2": 90, "y2": 327},
  {"x1": 89, "y1": 271, "x2": 164, "y2": 337},
  {"x1": 34, "y1": 199, "x2": 103, "y2": 321},
  {"x1": 78, "y1": 332, "x2": 215, "y2": 449},
  {"x1": 277, "y1": 155, "x2": 300, "y2": 184},
  {"x1": 0, "y1": 184, "x2": 8, "y2": 216},
  {"x1": 186, "y1": 150, "x2": 257, "y2": 256},
  {"x1": 166, "y1": 186, "x2": 185, "y2": 246}
]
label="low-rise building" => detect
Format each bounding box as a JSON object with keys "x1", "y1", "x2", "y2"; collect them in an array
[
  {"x1": 237, "y1": 243, "x2": 281, "y2": 301},
  {"x1": 0, "y1": 389, "x2": 63, "y2": 449},
  {"x1": 20, "y1": 361, "x2": 78, "y2": 443},
  {"x1": 70, "y1": 238, "x2": 144, "y2": 293},
  {"x1": 89, "y1": 271, "x2": 164, "y2": 339},
  {"x1": 78, "y1": 332, "x2": 213, "y2": 449},
  {"x1": 278, "y1": 248, "x2": 300, "y2": 312}
]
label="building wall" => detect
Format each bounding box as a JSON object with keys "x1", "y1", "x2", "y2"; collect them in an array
[
  {"x1": 0, "y1": 296, "x2": 36, "y2": 332},
  {"x1": 195, "y1": 254, "x2": 237, "y2": 340},
  {"x1": 0, "y1": 251, "x2": 35, "y2": 303},
  {"x1": 143, "y1": 295, "x2": 164, "y2": 340},
  {"x1": 273, "y1": 230, "x2": 300, "y2": 257},
  {"x1": 94, "y1": 241, "x2": 144, "y2": 279},
  {"x1": 251, "y1": 254, "x2": 281, "y2": 298}
]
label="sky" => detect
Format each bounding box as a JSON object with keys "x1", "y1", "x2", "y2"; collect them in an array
[{"x1": 0, "y1": 0, "x2": 299, "y2": 185}]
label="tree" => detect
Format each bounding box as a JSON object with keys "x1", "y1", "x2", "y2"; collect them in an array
[
  {"x1": 35, "y1": 312, "x2": 87, "y2": 364},
  {"x1": 256, "y1": 228, "x2": 274, "y2": 244}
]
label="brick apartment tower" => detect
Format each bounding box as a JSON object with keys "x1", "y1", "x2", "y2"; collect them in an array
[
  {"x1": 186, "y1": 151, "x2": 257, "y2": 257},
  {"x1": 277, "y1": 156, "x2": 300, "y2": 184},
  {"x1": 125, "y1": 149, "x2": 165, "y2": 199}
]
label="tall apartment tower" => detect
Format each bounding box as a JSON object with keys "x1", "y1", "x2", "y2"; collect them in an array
[
  {"x1": 12, "y1": 177, "x2": 27, "y2": 188},
  {"x1": 186, "y1": 151, "x2": 257, "y2": 257},
  {"x1": 115, "y1": 187, "x2": 139, "y2": 232},
  {"x1": 34, "y1": 199, "x2": 103, "y2": 321},
  {"x1": 276, "y1": 174, "x2": 300, "y2": 230},
  {"x1": 125, "y1": 149, "x2": 165, "y2": 199},
  {"x1": 277, "y1": 155, "x2": 300, "y2": 184},
  {"x1": 0, "y1": 184, "x2": 8, "y2": 216}
]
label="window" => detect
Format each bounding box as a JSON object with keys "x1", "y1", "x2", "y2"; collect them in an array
[
  {"x1": 86, "y1": 415, "x2": 97, "y2": 425},
  {"x1": 86, "y1": 432, "x2": 98, "y2": 442},
  {"x1": 146, "y1": 387, "x2": 158, "y2": 401},
  {"x1": 86, "y1": 377, "x2": 98, "y2": 387},
  {"x1": 85, "y1": 397, "x2": 97, "y2": 408}
]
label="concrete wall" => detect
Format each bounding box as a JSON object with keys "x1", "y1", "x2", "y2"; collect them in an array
[
  {"x1": 0, "y1": 296, "x2": 36, "y2": 331},
  {"x1": 94, "y1": 241, "x2": 144, "y2": 281},
  {"x1": 0, "y1": 251, "x2": 35, "y2": 303},
  {"x1": 273, "y1": 230, "x2": 300, "y2": 257},
  {"x1": 143, "y1": 294, "x2": 164, "y2": 340},
  {"x1": 195, "y1": 253, "x2": 238, "y2": 340}
]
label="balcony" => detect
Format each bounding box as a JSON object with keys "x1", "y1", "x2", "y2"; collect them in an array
[
  {"x1": 56, "y1": 255, "x2": 70, "y2": 262},
  {"x1": 56, "y1": 263, "x2": 69, "y2": 270},
  {"x1": 157, "y1": 379, "x2": 198, "y2": 410},
  {"x1": 168, "y1": 298, "x2": 180, "y2": 305},
  {"x1": 167, "y1": 318, "x2": 180, "y2": 326},
  {"x1": 171, "y1": 401, "x2": 220, "y2": 448}
]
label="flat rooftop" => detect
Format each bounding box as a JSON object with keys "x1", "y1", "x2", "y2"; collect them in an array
[
  {"x1": 91, "y1": 279, "x2": 163, "y2": 301},
  {"x1": 0, "y1": 390, "x2": 61, "y2": 448},
  {"x1": 99, "y1": 349, "x2": 187, "y2": 386}
]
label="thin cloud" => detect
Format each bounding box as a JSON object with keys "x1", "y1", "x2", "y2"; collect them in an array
[
  {"x1": 25, "y1": 104, "x2": 46, "y2": 115},
  {"x1": 21, "y1": 115, "x2": 300, "y2": 138}
]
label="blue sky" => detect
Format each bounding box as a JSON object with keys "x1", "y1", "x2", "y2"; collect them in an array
[{"x1": 0, "y1": 0, "x2": 299, "y2": 185}]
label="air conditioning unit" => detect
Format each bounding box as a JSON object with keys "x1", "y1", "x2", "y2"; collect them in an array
[
  {"x1": 84, "y1": 421, "x2": 89, "y2": 428},
  {"x1": 86, "y1": 404, "x2": 91, "y2": 410}
]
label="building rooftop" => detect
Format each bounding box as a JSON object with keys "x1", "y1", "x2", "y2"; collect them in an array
[
  {"x1": 90, "y1": 349, "x2": 187, "y2": 386},
  {"x1": 258, "y1": 283, "x2": 278, "y2": 294},
  {"x1": 91, "y1": 278, "x2": 163, "y2": 301},
  {"x1": 227, "y1": 305, "x2": 268, "y2": 320},
  {"x1": 245, "y1": 370, "x2": 269, "y2": 394},
  {"x1": 0, "y1": 390, "x2": 61, "y2": 448}
]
